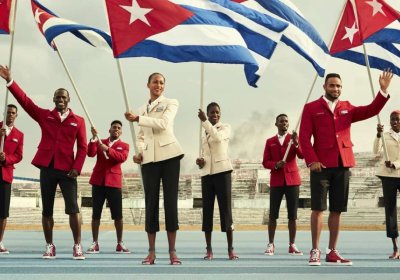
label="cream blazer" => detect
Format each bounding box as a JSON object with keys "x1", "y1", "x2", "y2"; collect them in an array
[
  {"x1": 373, "y1": 129, "x2": 400, "y2": 177},
  {"x1": 136, "y1": 95, "x2": 183, "y2": 164},
  {"x1": 200, "y1": 120, "x2": 233, "y2": 176}
]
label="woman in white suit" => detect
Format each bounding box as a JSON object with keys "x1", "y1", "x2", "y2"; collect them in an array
[
  {"x1": 373, "y1": 110, "x2": 400, "y2": 259},
  {"x1": 196, "y1": 102, "x2": 238, "y2": 260},
  {"x1": 125, "y1": 73, "x2": 184, "y2": 265}
]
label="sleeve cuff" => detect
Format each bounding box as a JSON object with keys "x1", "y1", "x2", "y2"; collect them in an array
[
  {"x1": 6, "y1": 79, "x2": 14, "y2": 87},
  {"x1": 379, "y1": 90, "x2": 389, "y2": 98}
]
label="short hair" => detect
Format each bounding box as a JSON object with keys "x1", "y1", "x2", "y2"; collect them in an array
[
  {"x1": 7, "y1": 104, "x2": 18, "y2": 112},
  {"x1": 147, "y1": 73, "x2": 165, "y2": 84},
  {"x1": 324, "y1": 73, "x2": 341, "y2": 84},
  {"x1": 54, "y1": 88, "x2": 69, "y2": 97},
  {"x1": 206, "y1": 102, "x2": 220, "y2": 113},
  {"x1": 390, "y1": 110, "x2": 400, "y2": 117},
  {"x1": 111, "y1": 120, "x2": 122, "y2": 127},
  {"x1": 275, "y1": 113, "x2": 288, "y2": 123}
]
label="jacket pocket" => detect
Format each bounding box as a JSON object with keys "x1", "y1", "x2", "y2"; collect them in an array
[{"x1": 159, "y1": 136, "x2": 176, "y2": 147}]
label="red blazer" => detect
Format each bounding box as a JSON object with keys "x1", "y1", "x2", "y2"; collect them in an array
[
  {"x1": 8, "y1": 81, "x2": 87, "y2": 173},
  {"x1": 262, "y1": 134, "x2": 303, "y2": 187},
  {"x1": 88, "y1": 138, "x2": 129, "y2": 188},
  {"x1": 299, "y1": 93, "x2": 388, "y2": 168},
  {"x1": 0, "y1": 122, "x2": 23, "y2": 183}
]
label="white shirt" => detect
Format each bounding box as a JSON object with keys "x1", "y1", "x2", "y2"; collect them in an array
[
  {"x1": 4, "y1": 125, "x2": 13, "y2": 136},
  {"x1": 277, "y1": 133, "x2": 287, "y2": 145},
  {"x1": 58, "y1": 109, "x2": 70, "y2": 122}
]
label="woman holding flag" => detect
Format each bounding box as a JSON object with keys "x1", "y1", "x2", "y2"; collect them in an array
[{"x1": 125, "y1": 73, "x2": 184, "y2": 265}]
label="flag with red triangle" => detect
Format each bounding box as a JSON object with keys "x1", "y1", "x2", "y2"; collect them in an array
[
  {"x1": 0, "y1": 0, "x2": 13, "y2": 34},
  {"x1": 330, "y1": 0, "x2": 400, "y2": 54}
]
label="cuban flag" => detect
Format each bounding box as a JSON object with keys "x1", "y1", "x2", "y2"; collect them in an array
[
  {"x1": 31, "y1": 0, "x2": 112, "y2": 49},
  {"x1": 331, "y1": 0, "x2": 400, "y2": 75},
  {"x1": 0, "y1": 0, "x2": 13, "y2": 34},
  {"x1": 231, "y1": 0, "x2": 329, "y2": 77},
  {"x1": 105, "y1": 0, "x2": 288, "y2": 87}
]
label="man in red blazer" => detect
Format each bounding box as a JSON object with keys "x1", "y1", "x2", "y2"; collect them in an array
[
  {"x1": 0, "y1": 104, "x2": 23, "y2": 254},
  {"x1": 0, "y1": 65, "x2": 87, "y2": 260},
  {"x1": 85, "y1": 120, "x2": 130, "y2": 254},
  {"x1": 262, "y1": 114, "x2": 303, "y2": 256},
  {"x1": 299, "y1": 70, "x2": 393, "y2": 266}
]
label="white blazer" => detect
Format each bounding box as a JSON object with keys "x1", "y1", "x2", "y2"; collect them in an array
[
  {"x1": 373, "y1": 129, "x2": 400, "y2": 177},
  {"x1": 136, "y1": 95, "x2": 183, "y2": 164},
  {"x1": 200, "y1": 120, "x2": 233, "y2": 176}
]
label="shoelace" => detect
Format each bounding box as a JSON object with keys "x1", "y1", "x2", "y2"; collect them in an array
[
  {"x1": 310, "y1": 249, "x2": 320, "y2": 260},
  {"x1": 89, "y1": 242, "x2": 98, "y2": 250},
  {"x1": 75, "y1": 244, "x2": 83, "y2": 255},
  {"x1": 118, "y1": 242, "x2": 127, "y2": 250},
  {"x1": 266, "y1": 244, "x2": 274, "y2": 252},
  {"x1": 331, "y1": 249, "x2": 343, "y2": 259},
  {"x1": 45, "y1": 244, "x2": 53, "y2": 254}
]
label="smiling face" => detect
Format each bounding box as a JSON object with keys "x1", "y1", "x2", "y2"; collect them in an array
[
  {"x1": 390, "y1": 112, "x2": 400, "y2": 133},
  {"x1": 275, "y1": 115, "x2": 289, "y2": 135},
  {"x1": 53, "y1": 89, "x2": 70, "y2": 113},
  {"x1": 207, "y1": 105, "x2": 221, "y2": 125},
  {"x1": 109, "y1": 122, "x2": 122, "y2": 141},
  {"x1": 147, "y1": 73, "x2": 165, "y2": 101},
  {"x1": 323, "y1": 77, "x2": 342, "y2": 101}
]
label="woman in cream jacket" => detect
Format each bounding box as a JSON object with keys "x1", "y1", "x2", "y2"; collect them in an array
[
  {"x1": 125, "y1": 73, "x2": 183, "y2": 265},
  {"x1": 373, "y1": 110, "x2": 400, "y2": 259},
  {"x1": 196, "y1": 102, "x2": 238, "y2": 261}
]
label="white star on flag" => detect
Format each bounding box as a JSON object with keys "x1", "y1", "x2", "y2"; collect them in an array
[
  {"x1": 341, "y1": 22, "x2": 359, "y2": 44},
  {"x1": 120, "y1": 0, "x2": 152, "y2": 26},
  {"x1": 34, "y1": 8, "x2": 44, "y2": 24},
  {"x1": 366, "y1": 0, "x2": 386, "y2": 16}
]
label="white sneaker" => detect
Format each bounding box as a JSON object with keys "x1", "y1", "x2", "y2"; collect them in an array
[
  {"x1": 264, "y1": 243, "x2": 275, "y2": 256},
  {"x1": 0, "y1": 242, "x2": 9, "y2": 254}
]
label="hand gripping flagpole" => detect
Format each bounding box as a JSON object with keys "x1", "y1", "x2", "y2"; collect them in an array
[
  {"x1": 282, "y1": 0, "x2": 348, "y2": 162},
  {"x1": 1, "y1": 0, "x2": 18, "y2": 153},
  {"x1": 53, "y1": 40, "x2": 109, "y2": 159},
  {"x1": 198, "y1": 63, "x2": 205, "y2": 157}
]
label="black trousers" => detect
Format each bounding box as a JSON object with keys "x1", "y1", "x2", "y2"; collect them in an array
[
  {"x1": 141, "y1": 156, "x2": 181, "y2": 233},
  {"x1": 379, "y1": 176, "x2": 400, "y2": 238},
  {"x1": 201, "y1": 171, "x2": 233, "y2": 232}
]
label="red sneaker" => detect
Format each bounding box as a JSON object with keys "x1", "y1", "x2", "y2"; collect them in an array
[
  {"x1": 288, "y1": 243, "x2": 303, "y2": 255},
  {"x1": 0, "y1": 242, "x2": 9, "y2": 254},
  {"x1": 116, "y1": 242, "x2": 131, "y2": 254},
  {"x1": 42, "y1": 243, "x2": 56, "y2": 259},
  {"x1": 73, "y1": 244, "x2": 85, "y2": 260},
  {"x1": 86, "y1": 241, "x2": 100, "y2": 254},
  {"x1": 325, "y1": 249, "x2": 352, "y2": 266},
  {"x1": 308, "y1": 249, "x2": 321, "y2": 266},
  {"x1": 264, "y1": 243, "x2": 275, "y2": 256}
]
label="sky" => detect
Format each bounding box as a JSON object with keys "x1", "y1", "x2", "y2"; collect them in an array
[{"x1": 1, "y1": 0, "x2": 400, "y2": 178}]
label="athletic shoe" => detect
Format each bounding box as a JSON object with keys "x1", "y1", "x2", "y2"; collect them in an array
[
  {"x1": 288, "y1": 243, "x2": 303, "y2": 255},
  {"x1": 0, "y1": 242, "x2": 9, "y2": 254},
  {"x1": 86, "y1": 241, "x2": 100, "y2": 254},
  {"x1": 325, "y1": 249, "x2": 352, "y2": 266},
  {"x1": 42, "y1": 243, "x2": 56, "y2": 259},
  {"x1": 116, "y1": 242, "x2": 131, "y2": 254},
  {"x1": 308, "y1": 249, "x2": 321, "y2": 266},
  {"x1": 264, "y1": 243, "x2": 275, "y2": 256},
  {"x1": 73, "y1": 244, "x2": 85, "y2": 260}
]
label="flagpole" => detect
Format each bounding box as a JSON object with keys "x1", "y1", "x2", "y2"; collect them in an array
[
  {"x1": 362, "y1": 43, "x2": 390, "y2": 161},
  {"x1": 282, "y1": 0, "x2": 348, "y2": 162},
  {"x1": 350, "y1": 0, "x2": 389, "y2": 162},
  {"x1": 1, "y1": 0, "x2": 18, "y2": 153},
  {"x1": 53, "y1": 40, "x2": 108, "y2": 158},
  {"x1": 198, "y1": 63, "x2": 205, "y2": 157}
]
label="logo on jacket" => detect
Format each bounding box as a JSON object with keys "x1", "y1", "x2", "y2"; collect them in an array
[{"x1": 70, "y1": 122, "x2": 78, "y2": 126}]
